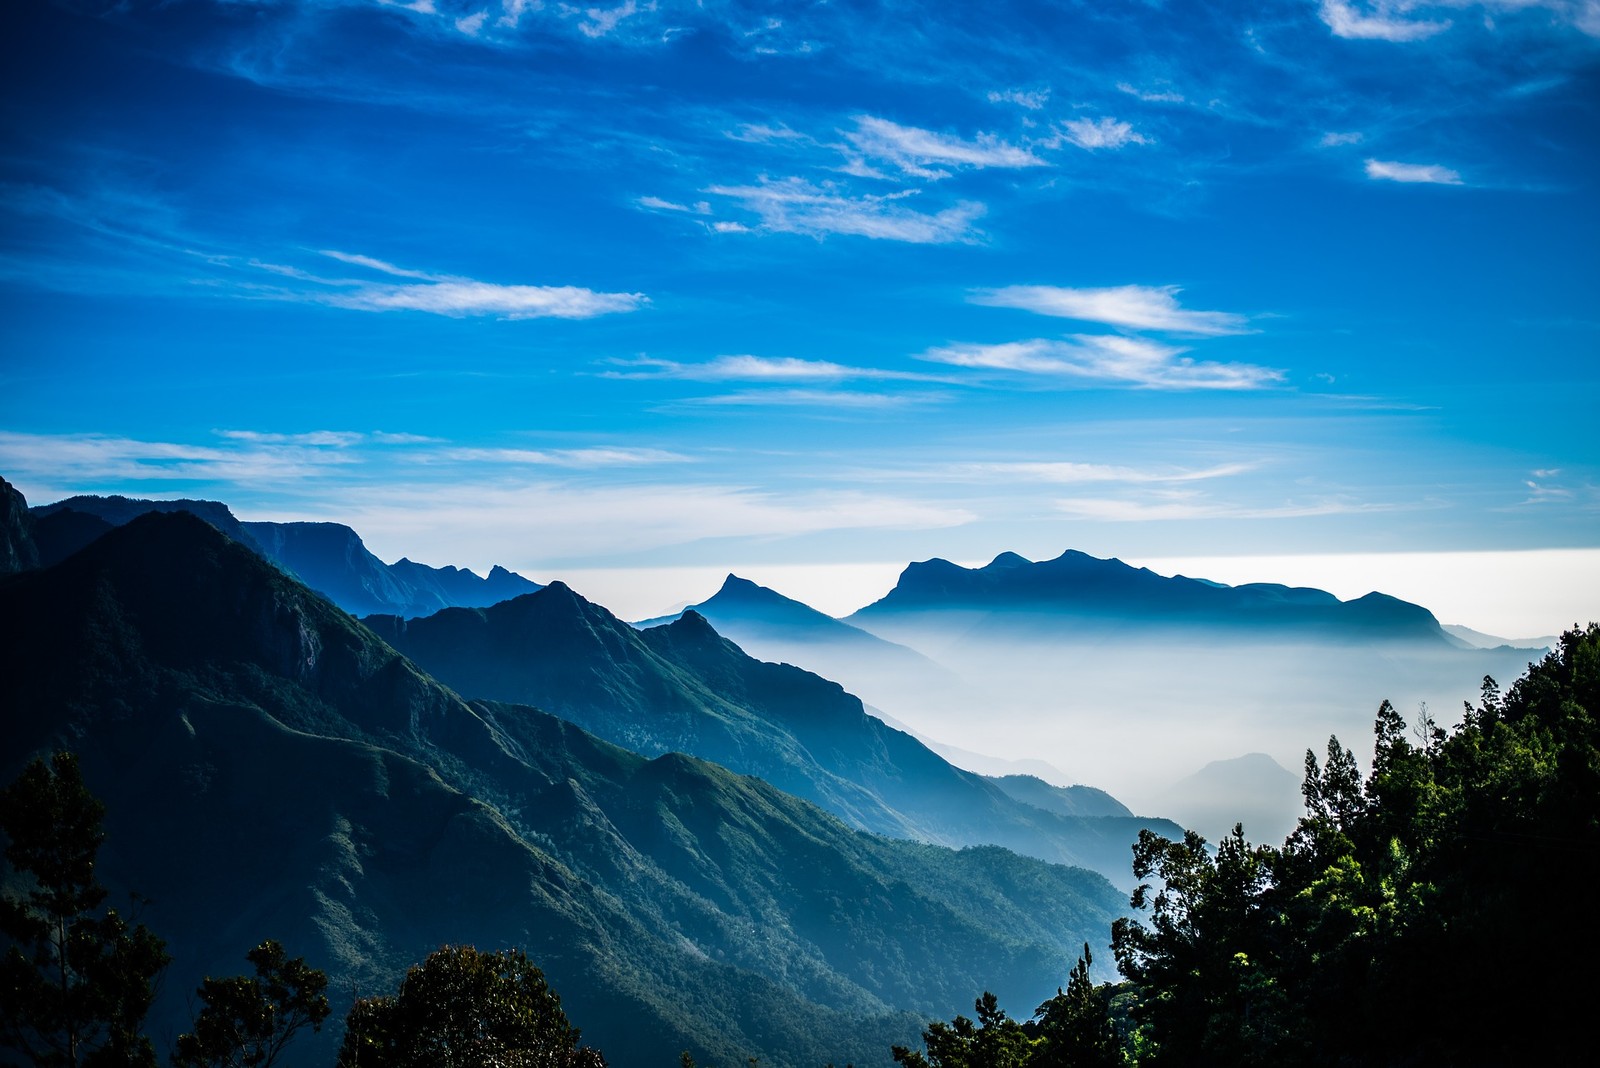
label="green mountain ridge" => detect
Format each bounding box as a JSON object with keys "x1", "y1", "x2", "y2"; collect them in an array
[
  {"x1": 364, "y1": 587, "x2": 1179, "y2": 887},
  {"x1": 0, "y1": 508, "x2": 1126, "y2": 1067}
]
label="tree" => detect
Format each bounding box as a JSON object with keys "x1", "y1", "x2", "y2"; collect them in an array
[
  {"x1": 891, "y1": 992, "x2": 1034, "y2": 1068},
  {"x1": 1030, "y1": 945, "x2": 1119, "y2": 1068},
  {"x1": 1110, "y1": 825, "x2": 1286, "y2": 1067},
  {"x1": 171, "y1": 940, "x2": 329, "y2": 1068},
  {"x1": 0, "y1": 752, "x2": 170, "y2": 1067},
  {"x1": 336, "y1": 945, "x2": 604, "y2": 1068}
]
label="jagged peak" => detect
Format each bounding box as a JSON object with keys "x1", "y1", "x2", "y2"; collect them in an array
[{"x1": 670, "y1": 608, "x2": 722, "y2": 637}]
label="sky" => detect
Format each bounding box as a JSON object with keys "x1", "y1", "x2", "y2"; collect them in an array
[{"x1": 2, "y1": 0, "x2": 1598, "y2": 635}]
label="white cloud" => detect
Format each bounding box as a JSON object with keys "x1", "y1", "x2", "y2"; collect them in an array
[
  {"x1": 1365, "y1": 158, "x2": 1465, "y2": 184},
  {"x1": 573, "y1": 1, "x2": 638, "y2": 39},
  {"x1": 498, "y1": 0, "x2": 540, "y2": 30},
  {"x1": 439, "y1": 446, "x2": 689, "y2": 467},
  {"x1": 706, "y1": 178, "x2": 985, "y2": 243},
  {"x1": 844, "y1": 116, "x2": 1046, "y2": 179},
  {"x1": 1320, "y1": 131, "x2": 1365, "y2": 147},
  {"x1": 325, "y1": 280, "x2": 645, "y2": 318},
  {"x1": 217, "y1": 430, "x2": 367, "y2": 447},
  {"x1": 1318, "y1": 1, "x2": 1452, "y2": 41},
  {"x1": 601, "y1": 354, "x2": 937, "y2": 382},
  {"x1": 970, "y1": 284, "x2": 1251, "y2": 336},
  {"x1": 318, "y1": 250, "x2": 439, "y2": 280},
  {"x1": 285, "y1": 251, "x2": 647, "y2": 318},
  {"x1": 455, "y1": 11, "x2": 489, "y2": 35},
  {"x1": 920, "y1": 336, "x2": 1282, "y2": 390},
  {"x1": 1116, "y1": 82, "x2": 1186, "y2": 104},
  {"x1": 0, "y1": 431, "x2": 363, "y2": 492},
  {"x1": 987, "y1": 87, "x2": 1051, "y2": 110},
  {"x1": 686, "y1": 388, "x2": 939, "y2": 409},
  {"x1": 331, "y1": 481, "x2": 976, "y2": 567},
  {"x1": 1056, "y1": 117, "x2": 1148, "y2": 150},
  {"x1": 635, "y1": 196, "x2": 711, "y2": 214},
  {"x1": 954, "y1": 461, "x2": 1255, "y2": 485},
  {"x1": 1055, "y1": 492, "x2": 1389, "y2": 521}
]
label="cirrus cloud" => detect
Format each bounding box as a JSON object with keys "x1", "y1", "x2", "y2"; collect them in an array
[
  {"x1": 970, "y1": 284, "x2": 1251, "y2": 336},
  {"x1": 920, "y1": 336, "x2": 1282, "y2": 390},
  {"x1": 1364, "y1": 158, "x2": 1464, "y2": 184},
  {"x1": 844, "y1": 115, "x2": 1046, "y2": 179},
  {"x1": 705, "y1": 178, "x2": 986, "y2": 243}
]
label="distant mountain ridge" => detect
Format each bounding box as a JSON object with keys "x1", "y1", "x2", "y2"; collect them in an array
[
  {"x1": 24, "y1": 492, "x2": 540, "y2": 617},
  {"x1": 637, "y1": 573, "x2": 970, "y2": 724},
  {"x1": 849, "y1": 549, "x2": 1450, "y2": 645},
  {"x1": 367, "y1": 586, "x2": 1181, "y2": 886},
  {"x1": 0, "y1": 508, "x2": 1126, "y2": 1068}
]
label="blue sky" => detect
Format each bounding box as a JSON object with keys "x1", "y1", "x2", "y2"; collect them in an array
[{"x1": 2, "y1": 0, "x2": 1597, "y2": 631}]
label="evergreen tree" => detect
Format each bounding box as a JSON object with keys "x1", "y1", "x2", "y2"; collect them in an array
[
  {"x1": 1030, "y1": 945, "x2": 1119, "y2": 1068},
  {"x1": 891, "y1": 993, "x2": 1033, "y2": 1068},
  {"x1": 0, "y1": 752, "x2": 170, "y2": 1067}
]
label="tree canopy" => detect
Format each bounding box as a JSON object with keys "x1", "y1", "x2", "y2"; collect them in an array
[
  {"x1": 0, "y1": 752, "x2": 170, "y2": 1068},
  {"x1": 337, "y1": 945, "x2": 604, "y2": 1068},
  {"x1": 896, "y1": 623, "x2": 1600, "y2": 1068},
  {"x1": 172, "y1": 940, "x2": 331, "y2": 1068}
]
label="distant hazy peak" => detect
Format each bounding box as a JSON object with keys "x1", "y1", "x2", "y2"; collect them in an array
[{"x1": 714, "y1": 573, "x2": 773, "y2": 599}]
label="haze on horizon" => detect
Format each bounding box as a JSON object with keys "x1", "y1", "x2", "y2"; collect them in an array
[{"x1": 3, "y1": 3, "x2": 1597, "y2": 645}]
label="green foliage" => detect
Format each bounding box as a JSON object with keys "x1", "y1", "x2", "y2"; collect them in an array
[
  {"x1": 171, "y1": 940, "x2": 330, "y2": 1068},
  {"x1": 0, "y1": 752, "x2": 170, "y2": 1068},
  {"x1": 1029, "y1": 946, "x2": 1119, "y2": 1068},
  {"x1": 898, "y1": 625, "x2": 1600, "y2": 1067},
  {"x1": 336, "y1": 945, "x2": 605, "y2": 1068},
  {"x1": 1108, "y1": 623, "x2": 1600, "y2": 1066},
  {"x1": 892, "y1": 993, "x2": 1033, "y2": 1068}
]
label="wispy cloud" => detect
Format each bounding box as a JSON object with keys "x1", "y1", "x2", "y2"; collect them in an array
[
  {"x1": 635, "y1": 196, "x2": 712, "y2": 214},
  {"x1": 706, "y1": 178, "x2": 986, "y2": 243},
  {"x1": 843, "y1": 116, "x2": 1046, "y2": 179},
  {"x1": 331, "y1": 481, "x2": 976, "y2": 566},
  {"x1": 684, "y1": 388, "x2": 942, "y2": 409},
  {"x1": 1318, "y1": 1, "x2": 1452, "y2": 42},
  {"x1": 0, "y1": 429, "x2": 688, "y2": 501},
  {"x1": 1117, "y1": 82, "x2": 1185, "y2": 104},
  {"x1": 301, "y1": 250, "x2": 647, "y2": 318},
  {"x1": 1054, "y1": 117, "x2": 1148, "y2": 151},
  {"x1": 438, "y1": 446, "x2": 690, "y2": 467},
  {"x1": 970, "y1": 284, "x2": 1251, "y2": 336},
  {"x1": 317, "y1": 250, "x2": 439, "y2": 280},
  {"x1": 601, "y1": 354, "x2": 939, "y2": 382},
  {"x1": 574, "y1": 1, "x2": 640, "y2": 39},
  {"x1": 1320, "y1": 131, "x2": 1364, "y2": 147},
  {"x1": 1364, "y1": 158, "x2": 1464, "y2": 184},
  {"x1": 1055, "y1": 491, "x2": 1395, "y2": 521},
  {"x1": 920, "y1": 336, "x2": 1282, "y2": 390},
  {"x1": 0, "y1": 430, "x2": 363, "y2": 491},
  {"x1": 988, "y1": 87, "x2": 1051, "y2": 110},
  {"x1": 938, "y1": 460, "x2": 1255, "y2": 485}
]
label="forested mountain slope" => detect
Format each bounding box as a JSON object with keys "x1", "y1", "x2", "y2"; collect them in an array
[{"x1": 0, "y1": 511, "x2": 1125, "y2": 1068}]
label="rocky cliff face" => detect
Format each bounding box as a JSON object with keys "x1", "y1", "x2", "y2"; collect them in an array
[{"x1": 0, "y1": 476, "x2": 38, "y2": 574}]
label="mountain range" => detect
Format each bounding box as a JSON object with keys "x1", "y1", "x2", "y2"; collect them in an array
[
  {"x1": 847, "y1": 549, "x2": 1451, "y2": 647},
  {"x1": 644, "y1": 551, "x2": 1542, "y2": 839},
  {"x1": 25, "y1": 491, "x2": 540, "y2": 616},
  {"x1": 0, "y1": 500, "x2": 1127, "y2": 1068},
  {"x1": 365, "y1": 586, "x2": 1180, "y2": 887}
]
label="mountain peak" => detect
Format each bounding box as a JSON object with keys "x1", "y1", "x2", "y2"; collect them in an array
[
  {"x1": 716, "y1": 573, "x2": 766, "y2": 596},
  {"x1": 984, "y1": 551, "x2": 1032, "y2": 570}
]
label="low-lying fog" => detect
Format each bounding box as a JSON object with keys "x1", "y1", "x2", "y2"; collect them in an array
[{"x1": 737, "y1": 625, "x2": 1547, "y2": 845}]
